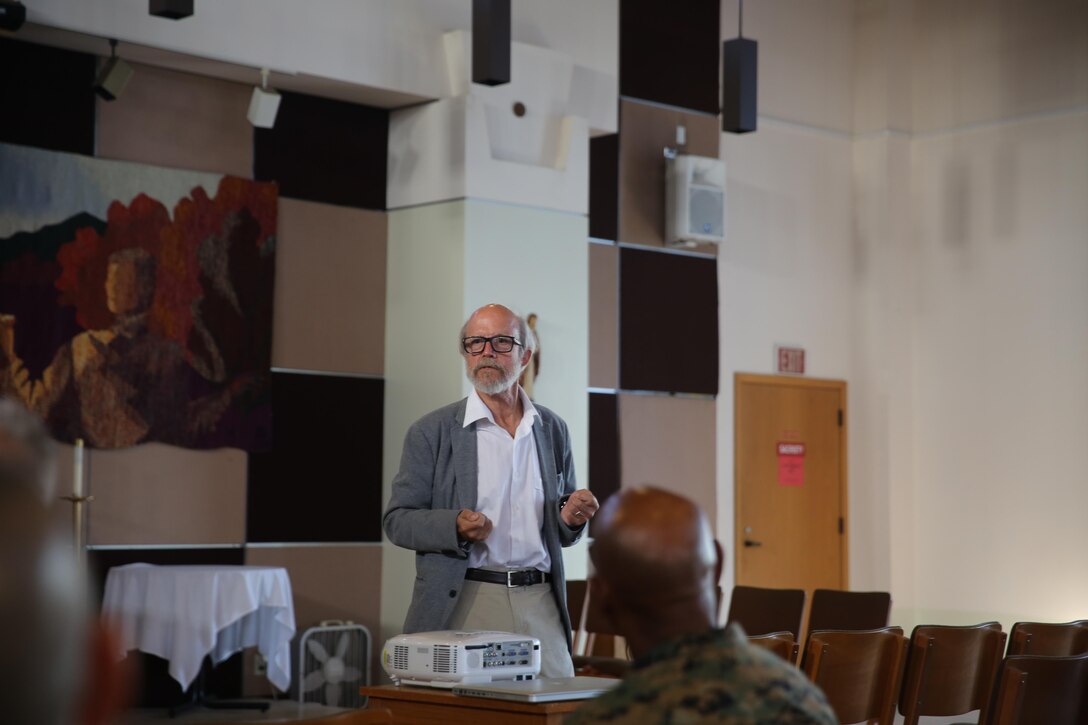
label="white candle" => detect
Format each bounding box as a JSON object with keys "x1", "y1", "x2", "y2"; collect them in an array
[{"x1": 73, "y1": 438, "x2": 84, "y2": 499}]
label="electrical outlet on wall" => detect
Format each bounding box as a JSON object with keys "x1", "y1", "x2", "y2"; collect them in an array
[{"x1": 254, "y1": 653, "x2": 268, "y2": 677}]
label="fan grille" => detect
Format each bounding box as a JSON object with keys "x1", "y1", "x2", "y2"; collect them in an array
[{"x1": 433, "y1": 644, "x2": 456, "y2": 673}]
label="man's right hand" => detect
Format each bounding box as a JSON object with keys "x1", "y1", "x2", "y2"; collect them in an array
[{"x1": 456, "y1": 509, "x2": 493, "y2": 542}]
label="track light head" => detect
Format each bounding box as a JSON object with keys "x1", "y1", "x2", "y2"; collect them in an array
[
  {"x1": 94, "y1": 39, "x2": 134, "y2": 102},
  {"x1": 0, "y1": 1, "x2": 27, "y2": 31},
  {"x1": 149, "y1": 0, "x2": 193, "y2": 20},
  {"x1": 247, "y1": 69, "x2": 281, "y2": 129}
]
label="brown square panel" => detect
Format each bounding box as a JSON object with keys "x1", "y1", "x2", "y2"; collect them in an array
[
  {"x1": 96, "y1": 62, "x2": 254, "y2": 177},
  {"x1": 618, "y1": 98, "x2": 720, "y2": 254},
  {"x1": 272, "y1": 198, "x2": 387, "y2": 375},
  {"x1": 243, "y1": 545, "x2": 382, "y2": 696},
  {"x1": 590, "y1": 134, "x2": 619, "y2": 241},
  {"x1": 87, "y1": 443, "x2": 247, "y2": 546},
  {"x1": 588, "y1": 392, "x2": 620, "y2": 537},
  {"x1": 589, "y1": 242, "x2": 619, "y2": 389},
  {"x1": 618, "y1": 393, "x2": 717, "y2": 530},
  {"x1": 620, "y1": 0, "x2": 721, "y2": 114},
  {"x1": 619, "y1": 246, "x2": 718, "y2": 395}
]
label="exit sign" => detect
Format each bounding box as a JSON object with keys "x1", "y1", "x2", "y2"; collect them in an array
[{"x1": 776, "y1": 345, "x2": 805, "y2": 375}]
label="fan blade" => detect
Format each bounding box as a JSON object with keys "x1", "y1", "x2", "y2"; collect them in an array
[
  {"x1": 342, "y1": 665, "x2": 362, "y2": 682},
  {"x1": 325, "y1": 682, "x2": 341, "y2": 707},
  {"x1": 335, "y1": 631, "x2": 350, "y2": 659},
  {"x1": 307, "y1": 638, "x2": 330, "y2": 663},
  {"x1": 302, "y1": 669, "x2": 326, "y2": 693}
]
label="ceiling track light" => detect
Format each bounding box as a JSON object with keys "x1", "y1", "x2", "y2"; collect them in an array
[
  {"x1": 722, "y1": 0, "x2": 757, "y2": 134},
  {"x1": 247, "y1": 68, "x2": 282, "y2": 129},
  {"x1": 94, "y1": 39, "x2": 134, "y2": 102},
  {"x1": 149, "y1": 0, "x2": 194, "y2": 20},
  {"x1": 0, "y1": 1, "x2": 26, "y2": 31}
]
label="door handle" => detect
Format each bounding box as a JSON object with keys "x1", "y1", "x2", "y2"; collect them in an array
[{"x1": 743, "y1": 539, "x2": 763, "y2": 548}]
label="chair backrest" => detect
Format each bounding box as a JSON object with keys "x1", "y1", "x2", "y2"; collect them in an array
[
  {"x1": 1007, "y1": 619, "x2": 1088, "y2": 657},
  {"x1": 748, "y1": 630, "x2": 800, "y2": 663},
  {"x1": 898, "y1": 622, "x2": 1006, "y2": 725},
  {"x1": 988, "y1": 652, "x2": 1088, "y2": 725},
  {"x1": 726, "y1": 585, "x2": 806, "y2": 640},
  {"x1": 807, "y1": 588, "x2": 892, "y2": 633},
  {"x1": 803, "y1": 626, "x2": 907, "y2": 725}
]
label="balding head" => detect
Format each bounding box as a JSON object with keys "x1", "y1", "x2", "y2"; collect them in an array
[{"x1": 589, "y1": 486, "x2": 721, "y2": 657}]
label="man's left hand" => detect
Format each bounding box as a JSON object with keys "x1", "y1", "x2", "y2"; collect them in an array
[{"x1": 561, "y1": 489, "x2": 599, "y2": 527}]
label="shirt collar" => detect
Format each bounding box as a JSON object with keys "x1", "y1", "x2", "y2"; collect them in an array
[{"x1": 464, "y1": 386, "x2": 539, "y2": 428}]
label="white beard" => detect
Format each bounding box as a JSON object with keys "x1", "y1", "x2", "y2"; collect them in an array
[{"x1": 467, "y1": 359, "x2": 523, "y2": 395}]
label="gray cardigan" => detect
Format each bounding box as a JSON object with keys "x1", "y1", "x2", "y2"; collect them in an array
[{"x1": 383, "y1": 397, "x2": 583, "y2": 650}]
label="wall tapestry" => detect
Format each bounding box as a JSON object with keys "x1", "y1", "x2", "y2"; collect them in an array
[{"x1": 0, "y1": 143, "x2": 276, "y2": 450}]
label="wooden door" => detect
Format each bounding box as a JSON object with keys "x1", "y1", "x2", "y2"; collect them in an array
[{"x1": 734, "y1": 373, "x2": 847, "y2": 591}]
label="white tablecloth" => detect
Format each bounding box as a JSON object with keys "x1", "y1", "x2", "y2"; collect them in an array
[{"x1": 101, "y1": 564, "x2": 296, "y2": 692}]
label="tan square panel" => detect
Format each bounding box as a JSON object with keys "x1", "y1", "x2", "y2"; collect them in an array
[
  {"x1": 87, "y1": 443, "x2": 246, "y2": 545},
  {"x1": 619, "y1": 393, "x2": 717, "y2": 530},
  {"x1": 589, "y1": 242, "x2": 619, "y2": 389},
  {"x1": 272, "y1": 198, "x2": 387, "y2": 375},
  {"x1": 96, "y1": 62, "x2": 253, "y2": 178},
  {"x1": 244, "y1": 545, "x2": 383, "y2": 696},
  {"x1": 618, "y1": 98, "x2": 720, "y2": 254}
]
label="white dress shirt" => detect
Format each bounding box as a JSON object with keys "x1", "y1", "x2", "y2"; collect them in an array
[{"x1": 464, "y1": 386, "x2": 550, "y2": 572}]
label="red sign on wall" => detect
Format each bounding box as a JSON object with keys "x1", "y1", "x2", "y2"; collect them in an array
[{"x1": 777, "y1": 441, "x2": 806, "y2": 486}]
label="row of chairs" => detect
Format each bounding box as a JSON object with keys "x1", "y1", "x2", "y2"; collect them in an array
[{"x1": 726, "y1": 586, "x2": 1088, "y2": 725}]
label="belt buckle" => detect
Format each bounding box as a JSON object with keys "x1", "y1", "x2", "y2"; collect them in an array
[{"x1": 506, "y1": 570, "x2": 520, "y2": 588}]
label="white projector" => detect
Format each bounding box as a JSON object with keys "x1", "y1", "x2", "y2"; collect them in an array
[{"x1": 382, "y1": 630, "x2": 541, "y2": 687}]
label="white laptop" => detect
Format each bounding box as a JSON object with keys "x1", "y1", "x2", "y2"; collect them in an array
[{"x1": 452, "y1": 675, "x2": 619, "y2": 703}]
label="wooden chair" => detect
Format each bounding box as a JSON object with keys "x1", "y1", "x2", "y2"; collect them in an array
[
  {"x1": 988, "y1": 652, "x2": 1088, "y2": 725},
  {"x1": 569, "y1": 578, "x2": 629, "y2": 676},
  {"x1": 748, "y1": 630, "x2": 800, "y2": 662},
  {"x1": 802, "y1": 626, "x2": 907, "y2": 725},
  {"x1": 898, "y1": 622, "x2": 1006, "y2": 725},
  {"x1": 726, "y1": 585, "x2": 806, "y2": 641},
  {"x1": 807, "y1": 588, "x2": 892, "y2": 633},
  {"x1": 1007, "y1": 619, "x2": 1088, "y2": 657}
]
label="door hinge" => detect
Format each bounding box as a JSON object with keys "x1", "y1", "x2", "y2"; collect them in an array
[
  {"x1": 838, "y1": 517, "x2": 844, "y2": 534},
  {"x1": 837, "y1": 409, "x2": 843, "y2": 426}
]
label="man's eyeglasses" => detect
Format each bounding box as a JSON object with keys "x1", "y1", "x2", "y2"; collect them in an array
[{"x1": 461, "y1": 335, "x2": 523, "y2": 354}]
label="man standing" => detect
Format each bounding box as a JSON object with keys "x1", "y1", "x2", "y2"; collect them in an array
[
  {"x1": 384, "y1": 304, "x2": 598, "y2": 678},
  {"x1": 567, "y1": 486, "x2": 837, "y2": 724}
]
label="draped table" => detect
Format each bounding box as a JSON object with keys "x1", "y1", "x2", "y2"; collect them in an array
[{"x1": 101, "y1": 564, "x2": 296, "y2": 693}]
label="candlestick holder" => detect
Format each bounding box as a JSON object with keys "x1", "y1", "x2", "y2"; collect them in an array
[{"x1": 60, "y1": 494, "x2": 94, "y2": 561}]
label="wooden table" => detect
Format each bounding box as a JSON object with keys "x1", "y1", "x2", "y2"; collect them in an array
[{"x1": 360, "y1": 684, "x2": 585, "y2": 724}]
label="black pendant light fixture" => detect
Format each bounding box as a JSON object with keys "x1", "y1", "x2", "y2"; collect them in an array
[{"x1": 722, "y1": 0, "x2": 757, "y2": 133}]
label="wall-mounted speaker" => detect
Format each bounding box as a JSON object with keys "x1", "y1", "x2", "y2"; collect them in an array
[
  {"x1": 93, "y1": 56, "x2": 134, "y2": 101},
  {"x1": 665, "y1": 154, "x2": 726, "y2": 247}
]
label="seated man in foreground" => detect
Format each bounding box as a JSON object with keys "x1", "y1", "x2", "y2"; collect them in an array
[{"x1": 567, "y1": 486, "x2": 836, "y2": 724}]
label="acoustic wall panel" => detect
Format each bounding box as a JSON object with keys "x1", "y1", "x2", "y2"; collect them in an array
[
  {"x1": 619, "y1": 0, "x2": 720, "y2": 114},
  {"x1": 588, "y1": 392, "x2": 620, "y2": 536},
  {"x1": 247, "y1": 372, "x2": 383, "y2": 543},
  {"x1": 589, "y1": 242, "x2": 619, "y2": 390},
  {"x1": 619, "y1": 246, "x2": 718, "y2": 395},
  {"x1": 87, "y1": 444, "x2": 247, "y2": 546},
  {"x1": 245, "y1": 544, "x2": 383, "y2": 694},
  {"x1": 618, "y1": 393, "x2": 717, "y2": 531},
  {"x1": 618, "y1": 99, "x2": 720, "y2": 253},
  {"x1": 589, "y1": 134, "x2": 619, "y2": 241},
  {"x1": 0, "y1": 38, "x2": 95, "y2": 155},
  {"x1": 96, "y1": 62, "x2": 253, "y2": 177},
  {"x1": 254, "y1": 92, "x2": 388, "y2": 210},
  {"x1": 272, "y1": 198, "x2": 387, "y2": 375}
]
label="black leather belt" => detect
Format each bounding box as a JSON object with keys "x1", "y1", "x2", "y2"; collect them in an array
[{"x1": 465, "y1": 568, "x2": 549, "y2": 587}]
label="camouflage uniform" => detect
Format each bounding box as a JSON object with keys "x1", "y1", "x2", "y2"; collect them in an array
[{"x1": 566, "y1": 624, "x2": 837, "y2": 724}]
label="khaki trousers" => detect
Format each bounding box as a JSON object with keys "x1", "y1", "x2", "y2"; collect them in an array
[{"x1": 448, "y1": 578, "x2": 575, "y2": 678}]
